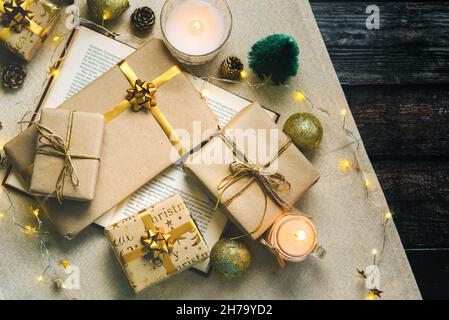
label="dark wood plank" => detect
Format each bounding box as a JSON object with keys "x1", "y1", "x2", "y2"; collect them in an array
[
  {"x1": 390, "y1": 201, "x2": 449, "y2": 248},
  {"x1": 345, "y1": 85, "x2": 449, "y2": 157},
  {"x1": 373, "y1": 160, "x2": 449, "y2": 202},
  {"x1": 372, "y1": 160, "x2": 449, "y2": 248},
  {"x1": 311, "y1": 2, "x2": 449, "y2": 85},
  {"x1": 406, "y1": 250, "x2": 449, "y2": 299}
]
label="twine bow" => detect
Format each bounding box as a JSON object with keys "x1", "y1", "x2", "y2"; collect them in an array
[
  {"x1": 1, "y1": 0, "x2": 33, "y2": 33},
  {"x1": 125, "y1": 79, "x2": 157, "y2": 112},
  {"x1": 216, "y1": 134, "x2": 294, "y2": 238},
  {"x1": 28, "y1": 111, "x2": 100, "y2": 203}
]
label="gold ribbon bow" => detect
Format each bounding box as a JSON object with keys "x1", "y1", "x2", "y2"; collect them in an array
[
  {"x1": 216, "y1": 134, "x2": 294, "y2": 238},
  {"x1": 141, "y1": 227, "x2": 174, "y2": 260},
  {"x1": 122, "y1": 209, "x2": 201, "y2": 275},
  {"x1": 126, "y1": 79, "x2": 157, "y2": 112},
  {"x1": 103, "y1": 61, "x2": 186, "y2": 156},
  {"x1": 0, "y1": 0, "x2": 43, "y2": 36},
  {"x1": 30, "y1": 111, "x2": 100, "y2": 203}
]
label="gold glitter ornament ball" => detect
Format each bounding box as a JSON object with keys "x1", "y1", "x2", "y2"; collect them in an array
[
  {"x1": 283, "y1": 112, "x2": 323, "y2": 151},
  {"x1": 87, "y1": 0, "x2": 129, "y2": 21},
  {"x1": 211, "y1": 239, "x2": 251, "y2": 279}
]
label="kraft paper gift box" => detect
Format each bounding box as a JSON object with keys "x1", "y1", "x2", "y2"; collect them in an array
[
  {"x1": 4, "y1": 38, "x2": 219, "y2": 239},
  {"x1": 184, "y1": 103, "x2": 320, "y2": 240},
  {"x1": 30, "y1": 109, "x2": 104, "y2": 202},
  {"x1": 0, "y1": 0, "x2": 60, "y2": 61},
  {"x1": 105, "y1": 193, "x2": 210, "y2": 294}
]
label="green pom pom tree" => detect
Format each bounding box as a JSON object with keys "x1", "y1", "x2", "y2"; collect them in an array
[{"x1": 248, "y1": 34, "x2": 300, "y2": 84}]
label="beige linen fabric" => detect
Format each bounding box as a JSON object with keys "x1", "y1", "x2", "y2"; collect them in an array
[{"x1": 0, "y1": 0, "x2": 421, "y2": 299}]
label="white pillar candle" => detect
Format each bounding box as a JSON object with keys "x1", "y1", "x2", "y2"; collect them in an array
[{"x1": 164, "y1": 0, "x2": 226, "y2": 56}]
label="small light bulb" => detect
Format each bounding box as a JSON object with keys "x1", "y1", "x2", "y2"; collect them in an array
[
  {"x1": 52, "y1": 36, "x2": 60, "y2": 42},
  {"x1": 60, "y1": 259, "x2": 70, "y2": 269},
  {"x1": 188, "y1": 19, "x2": 205, "y2": 35},
  {"x1": 201, "y1": 89, "x2": 209, "y2": 98},
  {"x1": 384, "y1": 212, "x2": 392, "y2": 220},
  {"x1": 102, "y1": 11, "x2": 111, "y2": 21},
  {"x1": 364, "y1": 179, "x2": 370, "y2": 187},
  {"x1": 367, "y1": 292, "x2": 376, "y2": 300},
  {"x1": 37, "y1": 275, "x2": 44, "y2": 282},
  {"x1": 293, "y1": 90, "x2": 305, "y2": 102},
  {"x1": 372, "y1": 248, "x2": 378, "y2": 256},
  {"x1": 33, "y1": 208, "x2": 39, "y2": 217},
  {"x1": 294, "y1": 230, "x2": 307, "y2": 241},
  {"x1": 342, "y1": 109, "x2": 347, "y2": 117},
  {"x1": 341, "y1": 159, "x2": 351, "y2": 171},
  {"x1": 50, "y1": 68, "x2": 60, "y2": 77},
  {"x1": 240, "y1": 70, "x2": 249, "y2": 79}
]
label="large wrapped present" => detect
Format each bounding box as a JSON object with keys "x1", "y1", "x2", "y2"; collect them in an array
[
  {"x1": 105, "y1": 193, "x2": 210, "y2": 294},
  {"x1": 184, "y1": 103, "x2": 320, "y2": 239},
  {"x1": 29, "y1": 109, "x2": 104, "y2": 202},
  {"x1": 4, "y1": 39, "x2": 219, "y2": 239},
  {"x1": 0, "y1": 0, "x2": 60, "y2": 61}
]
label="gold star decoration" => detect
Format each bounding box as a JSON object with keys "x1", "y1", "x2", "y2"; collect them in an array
[
  {"x1": 369, "y1": 288, "x2": 383, "y2": 299},
  {"x1": 357, "y1": 269, "x2": 367, "y2": 280},
  {"x1": 165, "y1": 219, "x2": 173, "y2": 229},
  {"x1": 125, "y1": 79, "x2": 157, "y2": 112},
  {"x1": 111, "y1": 222, "x2": 120, "y2": 230}
]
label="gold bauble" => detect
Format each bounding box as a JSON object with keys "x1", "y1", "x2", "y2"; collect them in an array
[
  {"x1": 211, "y1": 239, "x2": 251, "y2": 279},
  {"x1": 283, "y1": 112, "x2": 323, "y2": 151},
  {"x1": 87, "y1": 0, "x2": 130, "y2": 21}
]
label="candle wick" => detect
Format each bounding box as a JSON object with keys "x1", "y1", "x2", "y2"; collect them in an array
[
  {"x1": 294, "y1": 230, "x2": 307, "y2": 241},
  {"x1": 189, "y1": 19, "x2": 205, "y2": 35}
]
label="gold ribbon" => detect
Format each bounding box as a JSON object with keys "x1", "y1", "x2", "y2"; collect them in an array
[
  {"x1": 0, "y1": 0, "x2": 44, "y2": 37},
  {"x1": 121, "y1": 209, "x2": 200, "y2": 275},
  {"x1": 30, "y1": 111, "x2": 101, "y2": 203},
  {"x1": 215, "y1": 134, "x2": 294, "y2": 238},
  {"x1": 103, "y1": 61, "x2": 186, "y2": 156}
]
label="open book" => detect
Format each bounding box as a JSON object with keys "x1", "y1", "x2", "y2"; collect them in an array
[{"x1": 3, "y1": 26, "x2": 279, "y2": 273}]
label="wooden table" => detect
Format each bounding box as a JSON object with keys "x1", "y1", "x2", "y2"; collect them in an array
[{"x1": 310, "y1": 1, "x2": 449, "y2": 299}]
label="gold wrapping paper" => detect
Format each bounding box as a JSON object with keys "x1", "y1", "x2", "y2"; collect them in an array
[
  {"x1": 184, "y1": 103, "x2": 320, "y2": 239},
  {"x1": 30, "y1": 109, "x2": 104, "y2": 202},
  {"x1": 0, "y1": 0, "x2": 60, "y2": 61},
  {"x1": 4, "y1": 39, "x2": 219, "y2": 239},
  {"x1": 105, "y1": 193, "x2": 210, "y2": 294}
]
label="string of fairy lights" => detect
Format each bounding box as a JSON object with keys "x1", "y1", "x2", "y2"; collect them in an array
[
  {"x1": 1, "y1": 21, "x2": 392, "y2": 299},
  {"x1": 0, "y1": 29, "x2": 76, "y2": 299}
]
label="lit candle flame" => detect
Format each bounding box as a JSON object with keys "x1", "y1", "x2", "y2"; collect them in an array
[
  {"x1": 189, "y1": 19, "x2": 205, "y2": 35},
  {"x1": 294, "y1": 230, "x2": 307, "y2": 241}
]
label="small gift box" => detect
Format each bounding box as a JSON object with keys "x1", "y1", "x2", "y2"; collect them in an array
[
  {"x1": 30, "y1": 109, "x2": 104, "y2": 202},
  {"x1": 105, "y1": 193, "x2": 210, "y2": 294},
  {"x1": 0, "y1": 0, "x2": 60, "y2": 61},
  {"x1": 184, "y1": 103, "x2": 320, "y2": 240}
]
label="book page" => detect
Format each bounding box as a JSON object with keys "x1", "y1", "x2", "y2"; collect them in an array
[{"x1": 44, "y1": 26, "x2": 135, "y2": 108}]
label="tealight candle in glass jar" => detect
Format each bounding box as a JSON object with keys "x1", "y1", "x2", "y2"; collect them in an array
[{"x1": 161, "y1": 0, "x2": 233, "y2": 65}]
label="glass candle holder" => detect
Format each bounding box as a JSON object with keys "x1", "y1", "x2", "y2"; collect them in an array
[
  {"x1": 161, "y1": 0, "x2": 233, "y2": 65},
  {"x1": 267, "y1": 213, "x2": 318, "y2": 263}
]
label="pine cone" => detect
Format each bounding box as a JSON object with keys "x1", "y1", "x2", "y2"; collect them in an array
[
  {"x1": 131, "y1": 7, "x2": 155, "y2": 32},
  {"x1": 220, "y1": 56, "x2": 244, "y2": 80},
  {"x1": 1, "y1": 64, "x2": 26, "y2": 89}
]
